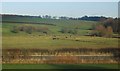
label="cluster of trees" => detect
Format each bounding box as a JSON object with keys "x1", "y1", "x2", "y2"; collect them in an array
[
  {"x1": 103, "y1": 18, "x2": 118, "y2": 34},
  {"x1": 78, "y1": 16, "x2": 107, "y2": 21},
  {"x1": 60, "y1": 28, "x2": 77, "y2": 34},
  {"x1": 11, "y1": 25, "x2": 49, "y2": 34},
  {"x1": 91, "y1": 18, "x2": 119, "y2": 37},
  {"x1": 92, "y1": 25, "x2": 113, "y2": 37}
]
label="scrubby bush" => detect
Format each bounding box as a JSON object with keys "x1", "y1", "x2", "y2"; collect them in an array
[
  {"x1": 11, "y1": 26, "x2": 19, "y2": 33},
  {"x1": 103, "y1": 18, "x2": 118, "y2": 34},
  {"x1": 105, "y1": 26, "x2": 113, "y2": 37},
  {"x1": 11, "y1": 25, "x2": 49, "y2": 34},
  {"x1": 25, "y1": 26, "x2": 34, "y2": 34},
  {"x1": 36, "y1": 27, "x2": 49, "y2": 34},
  {"x1": 92, "y1": 25, "x2": 113, "y2": 37}
]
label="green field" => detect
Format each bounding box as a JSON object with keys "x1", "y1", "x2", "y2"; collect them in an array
[
  {"x1": 2, "y1": 21, "x2": 95, "y2": 36},
  {"x1": 3, "y1": 35, "x2": 118, "y2": 49},
  {"x1": 2, "y1": 64, "x2": 119, "y2": 69},
  {"x1": 2, "y1": 16, "x2": 119, "y2": 69},
  {"x1": 2, "y1": 21, "x2": 118, "y2": 49}
]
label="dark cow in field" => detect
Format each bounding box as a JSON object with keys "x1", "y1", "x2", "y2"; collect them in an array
[
  {"x1": 85, "y1": 34, "x2": 97, "y2": 37},
  {"x1": 43, "y1": 32, "x2": 47, "y2": 34},
  {"x1": 52, "y1": 37, "x2": 59, "y2": 40}
]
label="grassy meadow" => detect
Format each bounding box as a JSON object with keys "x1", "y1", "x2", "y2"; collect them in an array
[
  {"x1": 3, "y1": 35, "x2": 118, "y2": 49},
  {"x1": 2, "y1": 15, "x2": 119, "y2": 69},
  {"x1": 2, "y1": 21, "x2": 118, "y2": 49}
]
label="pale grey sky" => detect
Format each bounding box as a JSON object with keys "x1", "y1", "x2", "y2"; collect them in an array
[{"x1": 1, "y1": 2, "x2": 118, "y2": 18}]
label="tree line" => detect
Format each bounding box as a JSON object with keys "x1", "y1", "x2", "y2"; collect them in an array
[
  {"x1": 91, "y1": 18, "x2": 119, "y2": 37},
  {"x1": 2, "y1": 14, "x2": 117, "y2": 21}
]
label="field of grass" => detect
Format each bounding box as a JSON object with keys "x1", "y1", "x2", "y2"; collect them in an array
[
  {"x1": 2, "y1": 35, "x2": 118, "y2": 49},
  {"x1": 2, "y1": 22, "x2": 119, "y2": 49},
  {"x1": 2, "y1": 64, "x2": 119, "y2": 69},
  {"x1": 2, "y1": 15, "x2": 99, "y2": 36},
  {"x1": 2, "y1": 15, "x2": 98, "y2": 27},
  {"x1": 2, "y1": 22, "x2": 95, "y2": 36},
  {"x1": 2, "y1": 15, "x2": 119, "y2": 69}
]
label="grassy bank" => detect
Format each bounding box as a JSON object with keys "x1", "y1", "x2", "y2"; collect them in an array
[
  {"x1": 2, "y1": 64, "x2": 119, "y2": 69},
  {"x1": 2, "y1": 35, "x2": 118, "y2": 49}
]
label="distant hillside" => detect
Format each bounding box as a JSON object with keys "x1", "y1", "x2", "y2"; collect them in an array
[
  {"x1": 2, "y1": 14, "x2": 108, "y2": 23},
  {"x1": 2, "y1": 14, "x2": 98, "y2": 27},
  {"x1": 2, "y1": 14, "x2": 100, "y2": 36}
]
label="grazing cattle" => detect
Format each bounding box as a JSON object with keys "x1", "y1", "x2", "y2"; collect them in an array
[
  {"x1": 43, "y1": 32, "x2": 47, "y2": 34},
  {"x1": 39, "y1": 35, "x2": 42, "y2": 36},
  {"x1": 52, "y1": 37, "x2": 59, "y2": 40},
  {"x1": 85, "y1": 34, "x2": 97, "y2": 37},
  {"x1": 75, "y1": 39, "x2": 79, "y2": 41}
]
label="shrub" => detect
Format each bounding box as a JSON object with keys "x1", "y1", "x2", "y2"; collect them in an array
[
  {"x1": 11, "y1": 26, "x2": 19, "y2": 33},
  {"x1": 11, "y1": 25, "x2": 50, "y2": 34},
  {"x1": 25, "y1": 26, "x2": 33, "y2": 34},
  {"x1": 92, "y1": 25, "x2": 113, "y2": 37},
  {"x1": 105, "y1": 26, "x2": 113, "y2": 37}
]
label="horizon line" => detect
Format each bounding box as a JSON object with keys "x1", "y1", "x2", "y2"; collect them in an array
[{"x1": 1, "y1": 13, "x2": 118, "y2": 18}]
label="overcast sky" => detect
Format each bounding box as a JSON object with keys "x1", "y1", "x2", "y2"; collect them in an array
[{"x1": 1, "y1": 2, "x2": 118, "y2": 18}]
